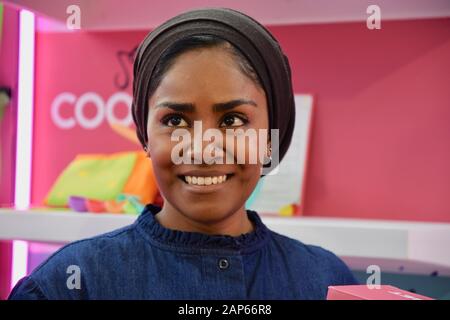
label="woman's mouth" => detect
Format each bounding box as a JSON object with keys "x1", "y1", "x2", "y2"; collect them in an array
[
  {"x1": 183, "y1": 174, "x2": 228, "y2": 185},
  {"x1": 177, "y1": 173, "x2": 234, "y2": 193}
]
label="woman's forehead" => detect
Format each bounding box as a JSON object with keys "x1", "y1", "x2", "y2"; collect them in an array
[{"x1": 149, "y1": 49, "x2": 266, "y2": 106}]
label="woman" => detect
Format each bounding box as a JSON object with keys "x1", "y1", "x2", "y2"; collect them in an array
[{"x1": 9, "y1": 8, "x2": 357, "y2": 300}]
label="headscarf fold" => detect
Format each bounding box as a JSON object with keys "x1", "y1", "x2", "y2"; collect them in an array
[{"x1": 132, "y1": 7, "x2": 295, "y2": 166}]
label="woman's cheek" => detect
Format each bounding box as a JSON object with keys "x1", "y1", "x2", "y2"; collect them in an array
[
  {"x1": 238, "y1": 164, "x2": 261, "y2": 202},
  {"x1": 148, "y1": 133, "x2": 177, "y2": 169}
]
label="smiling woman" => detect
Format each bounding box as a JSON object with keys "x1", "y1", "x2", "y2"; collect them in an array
[
  {"x1": 8, "y1": 7, "x2": 358, "y2": 300},
  {"x1": 145, "y1": 42, "x2": 269, "y2": 234}
]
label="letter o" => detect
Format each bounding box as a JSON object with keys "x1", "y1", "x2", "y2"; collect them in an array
[
  {"x1": 74, "y1": 92, "x2": 105, "y2": 129},
  {"x1": 105, "y1": 92, "x2": 132, "y2": 127}
]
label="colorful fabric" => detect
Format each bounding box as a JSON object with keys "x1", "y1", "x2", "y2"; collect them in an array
[{"x1": 45, "y1": 151, "x2": 157, "y2": 207}]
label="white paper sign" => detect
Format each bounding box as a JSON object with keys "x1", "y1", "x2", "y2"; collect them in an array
[{"x1": 246, "y1": 94, "x2": 314, "y2": 214}]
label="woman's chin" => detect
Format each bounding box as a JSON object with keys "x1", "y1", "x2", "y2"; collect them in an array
[{"x1": 177, "y1": 203, "x2": 235, "y2": 225}]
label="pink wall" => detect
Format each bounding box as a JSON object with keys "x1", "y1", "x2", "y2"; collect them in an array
[
  {"x1": 30, "y1": 18, "x2": 450, "y2": 223},
  {"x1": 0, "y1": 4, "x2": 19, "y2": 300},
  {"x1": 0, "y1": 5, "x2": 18, "y2": 207},
  {"x1": 269, "y1": 18, "x2": 450, "y2": 222},
  {"x1": 31, "y1": 31, "x2": 145, "y2": 207}
]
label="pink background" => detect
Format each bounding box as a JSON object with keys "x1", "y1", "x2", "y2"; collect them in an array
[
  {"x1": 0, "y1": 4, "x2": 19, "y2": 299},
  {"x1": 0, "y1": 4, "x2": 19, "y2": 300},
  {"x1": 276, "y1": 19, "x2": 450, "y2": 222},
  {"x1": 32, "y1": 31, "x2": 144, "y2": 208},
  {"x1": 0, "y1": 5, "x2": 18, "y2": 206},
  {"x1": 30, "y1": 18, "x2": 450, "y2": 222}
]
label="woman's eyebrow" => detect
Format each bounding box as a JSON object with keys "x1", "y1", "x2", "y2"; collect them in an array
[
  {"x1": 213, "y1": 99, "x2": 257, "y2": 112},
  {"x1": 155, "y1": 99, "x2": 257, "y2": 112},
  {"x1": 155, "y1": 102, "x2": 195, "y2": 112}
]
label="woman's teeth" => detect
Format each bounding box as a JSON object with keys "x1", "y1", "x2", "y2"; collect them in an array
[{"x1": 184, "y1": 175, "x2": 228, "y2": 186}]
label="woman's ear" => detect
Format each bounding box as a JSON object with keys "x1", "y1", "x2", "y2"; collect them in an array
[
  {"x1": 262, "y1": 141, "x2": 272, "y2": 169},
  {"x1": 266, "y1": 140, "x2": 272, "y2": 158}
]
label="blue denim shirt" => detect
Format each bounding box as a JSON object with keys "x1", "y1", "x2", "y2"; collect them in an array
[{"x1": 9, "y1": 204, "x2": 358, "y2": 300}]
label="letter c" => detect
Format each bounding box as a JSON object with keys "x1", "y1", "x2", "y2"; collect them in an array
[{"x1": 51, "y1": 92, "x2": 76, "y2": 129}]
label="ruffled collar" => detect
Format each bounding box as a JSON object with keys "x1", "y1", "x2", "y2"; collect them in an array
[{"x1": 136, "y1": 203, "x2": 270, "y2": 254}]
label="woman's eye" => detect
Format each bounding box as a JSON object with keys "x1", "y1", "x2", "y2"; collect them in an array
[
  {"x1": 220, "y1": 114, "x2": 247, "y2": 127},
  {"x1": 163, "y1": 115, "x2": 189, "y2": 127}
]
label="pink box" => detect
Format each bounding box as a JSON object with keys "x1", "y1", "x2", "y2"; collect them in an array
[{"x1": 327, "y1": 285, "x2": 434, "y2": 300}]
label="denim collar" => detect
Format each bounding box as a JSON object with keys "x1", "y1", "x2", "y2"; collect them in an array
[{"x1": 136, "y1": 203, "x2": 270, "y2": 254}]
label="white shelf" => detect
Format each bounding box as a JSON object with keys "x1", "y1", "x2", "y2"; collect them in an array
[
  {"x1": 1, "y1": 209, "x2": 450, "y2": 275},
  {"x1": 0, "y1": 209, "x2": 135, "y2": 243}
]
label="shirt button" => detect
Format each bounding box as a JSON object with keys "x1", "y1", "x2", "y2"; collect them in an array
[{"x1": 218, "y1": 258, "x2": 229, "y2": 270}]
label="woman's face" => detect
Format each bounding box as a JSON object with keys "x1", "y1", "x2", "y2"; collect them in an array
[{"x1": 146, "y1": 46, "x2": 269, "y2": 224}]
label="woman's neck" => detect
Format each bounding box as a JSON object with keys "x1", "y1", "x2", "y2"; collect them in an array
[{"x1": 155, "y1": 202, "x2": 254, "y2": 236}]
